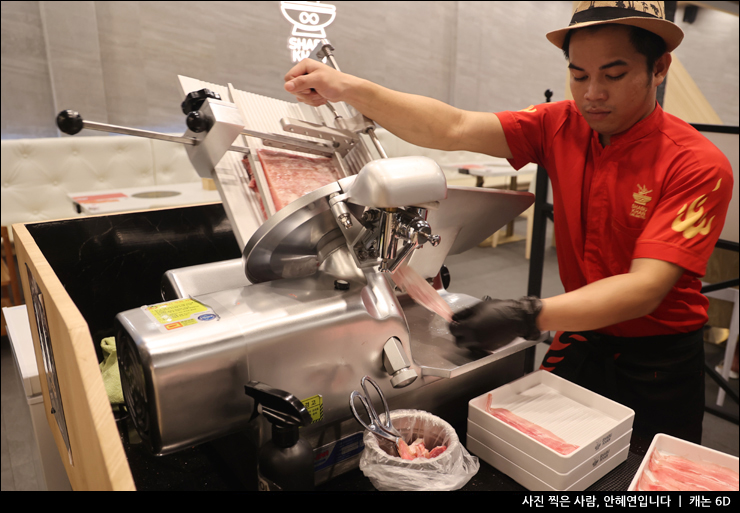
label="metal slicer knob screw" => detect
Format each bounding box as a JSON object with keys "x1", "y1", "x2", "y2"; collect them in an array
[
  {"x1": 382, "y1": 337, "x2": 417, "y2": 388},
  {"x1": 361, "y1": 209, "x2": 380, "y2": 224},
  {"x1": 334, "y1": 280, "x2": 350, "y2": 291},
  {"x1": 337, "y1": 212, "x2": 352, "y2": 229},
  {"x1": 390, "y1": 368, "x2": 417, "y2": 389},
  {"x1": 186, "y1": 111, "x2": 212, "y2": 133},
  {"x1": 181, "y1": 88, "x2": 221, "y2": 115}
]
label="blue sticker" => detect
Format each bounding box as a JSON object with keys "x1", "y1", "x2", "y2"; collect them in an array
[
  {"x1": 198, "y1": 313, "x2": 217, "y2": 321},
  {"x1": 314, "y1": 432, "x2": 365, "y2": 472}
]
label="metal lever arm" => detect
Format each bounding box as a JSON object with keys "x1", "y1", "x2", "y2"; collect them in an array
[
  {"x1": 56, "y1": 110, "x2": 250, "y2": 153},
  {"x1": 241, "y1": 127, "x2": 336, "y2": 157},
  {"x1": 57, "y1": 110, "x2": 197, "y2": 145},
  {"x1": 310, "y1": 40, "x2": 388, "y2": 159}
]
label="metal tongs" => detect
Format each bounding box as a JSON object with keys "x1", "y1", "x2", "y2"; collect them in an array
[{"x1": 350, "y1": 375, "x2": 404, "y2": 456}]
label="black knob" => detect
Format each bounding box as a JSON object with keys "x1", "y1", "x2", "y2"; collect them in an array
[
  {"x1": 181, "y1": 88, "x2": 221, "y2": 115},
  {"x1": 544, "y1": 89, "x2": 553, "y2": 102},
  {"x1": 439, "y1": 265, "x2": 451, "y2": 289},
  {"x1": 334, "y1": 279, "x2": 350, "y2": 291},
  {"x1": 56, "y1": 110, "x2": 84, "y2": 135},
  {"x1": 186, "y1": 111, "x2": 212, "y2": 133}
]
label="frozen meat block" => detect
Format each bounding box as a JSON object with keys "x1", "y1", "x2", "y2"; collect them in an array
[{"x1": 257, "y1": 149, "x2": 340, "y2": 211}]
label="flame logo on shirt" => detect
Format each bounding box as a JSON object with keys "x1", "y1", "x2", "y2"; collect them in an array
[{"x1": 671, "y1": 179, "x2": 722, "y2": 239}]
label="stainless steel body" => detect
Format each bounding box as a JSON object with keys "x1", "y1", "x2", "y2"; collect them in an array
[
  {"x1": 116, "y1": 262, "x2": 542, "y2": 465},
  {"x1": 161, "y1": 259, "x2": 251, "y2": 301},
  {"x1": 117, "y1": 179, "x2": 537, "y2": 484},
  {"x1": 117, "y1": 264, "x2": 408, "y2": 456}
]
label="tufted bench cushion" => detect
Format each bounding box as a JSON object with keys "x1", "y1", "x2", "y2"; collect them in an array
[
  {"x1": 1, "y1": 135, "x2": 200, "y2": 233},
  {"x1": 2, "y1": 130, "x2": 523, "y2": 239}
]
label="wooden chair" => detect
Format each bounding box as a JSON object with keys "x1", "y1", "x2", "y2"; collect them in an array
[{"x1": 1, "y1": 226, "x2": 23, "y2": 336}]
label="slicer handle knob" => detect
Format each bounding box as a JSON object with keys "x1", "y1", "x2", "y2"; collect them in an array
[
  {"x1": 439, "y1": 265, "x2": 451, "y2": 289},
  {"x1": 56, "y1": 110, "x2": 84, "y2": 135},
  {"x1": 181, "y1": 88, "x2": 222, "y2": 115},
  {"x1": 186, "y1": 111, "x2": 212, "y2": 133}
]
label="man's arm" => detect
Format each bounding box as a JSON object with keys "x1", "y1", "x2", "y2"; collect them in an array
[
  {"x1": 284, "y1": 59, "x2": 512, "y2": 158},
  {"x1": 451, "y1": 258, "x2": 685, "y2": 351},
  {"x1": 536, "y1": 258, "x2": 685, "y2": 332}
]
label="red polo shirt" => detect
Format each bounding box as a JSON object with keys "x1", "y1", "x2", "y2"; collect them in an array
[{"x1": 497, "y1": 101, "x2": 733, "y2": 336}]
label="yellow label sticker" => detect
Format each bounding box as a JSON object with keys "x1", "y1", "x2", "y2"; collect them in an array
[
  {"x1": 301, "y1": 394, "x2": 323, "y2": 424},
  {"x1": 143, "y1": 298, "x2": 218, "y2": 332},
  {"x1": 146, "y1": 298, "x2": 209, "y2": 324}
]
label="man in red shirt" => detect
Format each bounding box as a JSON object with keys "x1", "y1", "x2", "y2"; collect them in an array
[{"x1": 283, "y1": 1, "x2": 733, "y2": 443}]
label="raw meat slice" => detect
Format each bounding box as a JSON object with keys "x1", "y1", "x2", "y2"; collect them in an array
[
  {"x1": 428, "y1": 445, "x2": 448, "y2": 458},
  {"x1": 638, "y1": 471, "x2": 680, "y2": 491},
  {"x1": 638, "y1": 449, "x2": 739, "y2": 491},
  {"x1": 485, "y1": 395, "x2": 579, "y2": 455},
  {"x1": 392, "y1": 264, "x2": 454, "y2": 322},
  {"x1": 257, "y1": 149, "x2": 340, "y2": 211},
  {"x1": 397, "y1": 438, "x2": 416, "y2": 460},
  {"x1": 396, "y1": 437, "x2": 447, "y2": 460},
  {"x1": 410, "y1": 438, "x2": 428, "y2": 458},
  {"x1": 655, "y1": 451, "x2": 739, "y2": 490}
]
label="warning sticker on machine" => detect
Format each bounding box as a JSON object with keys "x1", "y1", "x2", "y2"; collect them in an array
[
  {"x1": 143, "y1": 298, "x2": 218, "y2": 332},
  {"x1": 301, "y1": 394, "x2": 323, "y2": 424}
]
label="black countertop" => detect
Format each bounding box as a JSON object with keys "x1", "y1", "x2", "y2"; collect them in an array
[{"x1": 116, "y1": 408, "x2": 652, "y2": 493}]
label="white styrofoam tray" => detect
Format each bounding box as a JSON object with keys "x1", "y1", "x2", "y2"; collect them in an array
[
  {"x1": 468, "y1": 418, "x2": 631, "y2": 490},
  {"x1": 468, "y1": 370, "x2": 634, "y2": 474},
  {"x1": 467, "y1": 433, "x2": 629, "y2": 491},
  {"x1": 629, "y1": 433, "x2": 739, "y2": 491}
]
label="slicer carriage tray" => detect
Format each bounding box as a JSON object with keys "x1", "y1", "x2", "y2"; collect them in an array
[{"x1": 468, "y1": 370, "x2": 635, "y2": 474}]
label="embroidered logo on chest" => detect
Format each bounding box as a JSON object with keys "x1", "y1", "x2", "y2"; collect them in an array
[{"x1": 630, "y1": 184, "x2": 652, "y2": 219}]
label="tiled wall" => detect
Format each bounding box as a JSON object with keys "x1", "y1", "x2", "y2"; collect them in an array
[{"x1": 1, "y1": 1, "x2": 737, "y2": 140}]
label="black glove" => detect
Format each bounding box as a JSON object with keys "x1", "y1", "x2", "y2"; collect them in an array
[{"x1": 450, "y1": 296, "x2": 542, "y2": 352}]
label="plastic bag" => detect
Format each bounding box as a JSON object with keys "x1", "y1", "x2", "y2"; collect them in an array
[{"x1": 359, "y1": 409, "x2": 479, "y2": 491}]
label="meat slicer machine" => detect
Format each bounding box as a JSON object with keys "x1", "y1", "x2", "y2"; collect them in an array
[{"x1": 57, "y1": 41, "x2": 537, "y2": 484}]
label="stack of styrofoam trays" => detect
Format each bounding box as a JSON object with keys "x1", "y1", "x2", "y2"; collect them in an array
[
  {"x1": 467, "y1": 370, "x2": 635, "y2": 491},
  {"x1": 629, "y1": 434, "x2": 739, "y2": 491}
]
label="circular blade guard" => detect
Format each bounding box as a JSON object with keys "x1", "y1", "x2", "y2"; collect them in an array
[
  {"x1": 243, "y1": 176, "x2": 360, "y2": 283},
  {"x1": 243, "y1": 176, "x2": 535, "y2": 284}
]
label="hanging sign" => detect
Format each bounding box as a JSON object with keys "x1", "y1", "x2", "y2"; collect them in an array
[{"x1": 281, "y1": 1, "x2": 337, "y2": 62}]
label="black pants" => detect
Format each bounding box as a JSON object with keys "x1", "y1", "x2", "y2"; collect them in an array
[{"x1": 540, "y1": 329, "x2": 705, "y2": 444}]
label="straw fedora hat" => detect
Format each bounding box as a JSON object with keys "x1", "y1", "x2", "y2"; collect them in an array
[{"x1": 546, "y1": 1, "x2": 684, "y2": 52}]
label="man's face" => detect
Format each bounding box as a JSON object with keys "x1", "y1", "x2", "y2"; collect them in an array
[{"x1": 568, "y1": 25, "x2": 665, "y2": 144}]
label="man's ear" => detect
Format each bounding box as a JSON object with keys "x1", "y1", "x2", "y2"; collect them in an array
[{"x1": 653, "y1": 52, "x2": 672, "y2": 88}]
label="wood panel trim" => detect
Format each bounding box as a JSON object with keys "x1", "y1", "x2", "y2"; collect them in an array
[{"x1": 12, "y1": 222, "x2": 135, "y2": 491}]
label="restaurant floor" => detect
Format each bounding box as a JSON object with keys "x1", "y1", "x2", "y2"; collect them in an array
[{"x1": 2, "y1": 217, "x2": 738, "y2": 490}]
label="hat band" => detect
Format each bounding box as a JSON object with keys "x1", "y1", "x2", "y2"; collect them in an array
[{"x1": 570, "y1": 7, "x2": 661, "y2": 26}]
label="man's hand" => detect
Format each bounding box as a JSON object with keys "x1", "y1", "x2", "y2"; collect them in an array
[
  {"x1": 284, "y1": 59, "x2": 352, "y2": 107},
  {"x1": 451, "y1": 297, "x2": 542, "y2": 352}
]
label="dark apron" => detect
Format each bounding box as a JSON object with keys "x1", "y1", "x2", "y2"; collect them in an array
[{"x1": 539, "y1": 329, "x2": 705, "y2": 444}]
